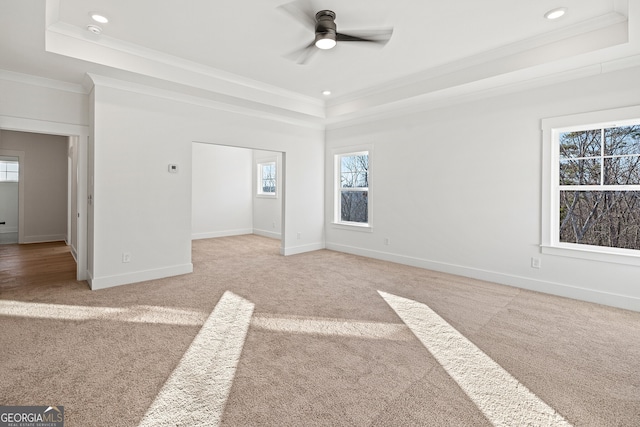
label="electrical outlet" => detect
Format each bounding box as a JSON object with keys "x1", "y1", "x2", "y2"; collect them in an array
[
  {"x1": 384, "y1": 238, "x2": 390, "y2": 245},
  {"x1": 297, "y1": 232, "x2": 301, "y2": 240},
  {"x1": 531, "y1": 257, "x2": 541, "y2": 269},
  {"x1": 122, "y1": 252, "x2": 131, "y2": 263}
]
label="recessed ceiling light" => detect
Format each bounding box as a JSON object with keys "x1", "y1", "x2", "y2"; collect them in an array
[
  {"x1": 90, "y1": 12, "x2": 109, "y2": 24},
  {"x1": 544, "y1": 7, "x2": 567, "y2": 20},
  {"x1": 87, "y1": 24, "x2": 102, "y2": 35},
  {"x1": 322, "y1": 90, "x2": 332, "y2": 96}
]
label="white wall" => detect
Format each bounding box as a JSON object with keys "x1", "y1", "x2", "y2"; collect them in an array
[
  {"x1": 0, "y1": 130, "x2": 68, "y2": 243},
  {"x1": 0, "y1": 73, "x2": 88, "y2": 126},
  {"x1": 88, "y1": 76, "x2": 324, "y2": 289},
  {"x1": 253, "y1": 150, "x2": 283, "y2": 239},
  {"x1": 326, "y1": 65, "x2": 640, "y2": 312},
  {"x1": 192, "y1": 143, "x2": 253, "y2": 239}
]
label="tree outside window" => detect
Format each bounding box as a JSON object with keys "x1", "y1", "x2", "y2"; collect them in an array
[
  {"x1": 558, "y1": 124, "x2": 640, "y2": 250},
  {"x1": 257, "y1": 162, "x2": 276, "y2": 196},
  {"x1": 337, "y1": 152, "x2": 369, "y2": 224}
]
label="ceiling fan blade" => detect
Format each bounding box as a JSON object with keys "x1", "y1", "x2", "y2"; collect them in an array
[
  {"x1": 336, "y1": 29, "x2": 394, "y2": 45},
  {"x1": 285, "y1": 41, "x2": 317, "y2": 65},
  {"x1": 277, "y1": 0, "x2": 316, "y2": 28}
]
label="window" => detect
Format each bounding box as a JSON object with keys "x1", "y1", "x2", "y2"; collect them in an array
[
  {"x1": 257, "y1": 162, "x2": 276, "y2": 196},
  {"x1": 335, "y1": 151, "x2": 370, "y2": 226},
  {"x1": 542, "y1": 106, "x2": 640, "y2": 264},
  {"x1": 0, "y1": 160, "x2": 19, "y2": 182}
]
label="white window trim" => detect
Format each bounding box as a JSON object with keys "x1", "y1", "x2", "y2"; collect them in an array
[
  {"x1": 541, "y1": 105, "x2": 640, "y2": 266},
  {"x1": 256, "y1": 160, "x2": 277, "y2": 198},
  {"x1": 332, "y1": 145, "x2": 373, "y2": 231}
]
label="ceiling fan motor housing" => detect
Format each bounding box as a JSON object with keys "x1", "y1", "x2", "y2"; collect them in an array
[{"x1": 315, "y1": 10, "x2": 337, "y2": 44}]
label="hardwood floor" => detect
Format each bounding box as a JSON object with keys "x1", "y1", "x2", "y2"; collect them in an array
[{"x1": 0, "y1": 241, "x2": 78, "y2": 291}]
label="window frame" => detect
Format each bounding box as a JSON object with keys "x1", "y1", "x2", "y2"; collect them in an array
[
  {"x1": 332, "y1": 147, "x2": 372, "y2": 230},
  {"x1": 541, "y1": 105, "x2": 640, "y2": 266},
  {"x1": 256, "y1": 161, "x2": 277, "y2": 198}
]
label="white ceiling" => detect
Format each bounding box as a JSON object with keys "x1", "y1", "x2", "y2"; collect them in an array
[
  {"x1": 0, "y1": 0, "x2": 637, "y2": 122},
  {"x1": 55, "y1": 0, "x2": 618, "y2": 96}
]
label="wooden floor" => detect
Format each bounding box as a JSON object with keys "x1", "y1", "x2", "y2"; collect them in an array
[{"x1": 0, "y1": 241, "x2": 78, "y2": 291}]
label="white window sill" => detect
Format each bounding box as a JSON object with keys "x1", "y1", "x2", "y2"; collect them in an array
[
  {"x1": 331, "y1": 222, "x2": 373, "y2": 232},
  {"x1": 256, "y1": 194, "x2": 277, "y2": 199},
  {"x1": 541, "y1": 244, "x2": 640, "y2": 267}
]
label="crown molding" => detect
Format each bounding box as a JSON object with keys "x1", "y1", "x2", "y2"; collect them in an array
[
  {"x1": 325, "y1": 53, "x2": 640, "y2": 131},
  {"x1": 85, "y1": 73, "x2": 325, "y2": 130},
  {"x1": 0, "y1": 69, "x2": 86, "y2": 94}
]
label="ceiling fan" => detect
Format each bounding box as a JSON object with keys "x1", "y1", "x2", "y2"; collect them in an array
[{"x1": 279, "y1": 1, "x2": 393, "y2": 64}]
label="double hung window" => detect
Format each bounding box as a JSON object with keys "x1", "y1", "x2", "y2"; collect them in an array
[
  {"x1": 335, "y1": 151, "x2": 370, "y2": 226},
  {"x1": 542, "y1": 106, "x2": 640, "y2": 264},
  {"x1": 257, "y1": 162, "x2": 276, "y2": 197}
]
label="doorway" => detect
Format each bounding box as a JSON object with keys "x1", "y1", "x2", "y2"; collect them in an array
[
  {"x1": 0, "y1": 118, "x2": 89, "y2": 282},
  {"x1": 191, "y1": 142, "x2": 285, "y2": 250}
]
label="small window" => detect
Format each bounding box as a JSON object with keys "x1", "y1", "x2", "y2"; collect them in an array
[
  {"x1": 257, "y1": 162, "x2": 276, "y2": 196},
  {"x1": 335, "y1": 151, "x2": 370, "y2": 226},
  {"x1": 0, "y1": 160, "x2": 19, "y2": 182}
]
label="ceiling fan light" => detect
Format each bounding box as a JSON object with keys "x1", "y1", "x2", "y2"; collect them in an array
[{"x1": 315, "y1": 34, "x2": 336, "y2": 50}]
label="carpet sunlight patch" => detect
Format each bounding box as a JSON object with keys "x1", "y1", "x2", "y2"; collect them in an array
[
  {"x1": 138, "y1": 291, "x2": 254, "y2": 427},
  {"x1": 379, "y1": 291, "x2": 573, "y2": 427}
]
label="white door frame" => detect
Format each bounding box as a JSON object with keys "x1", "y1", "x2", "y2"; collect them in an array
[{"x1": 0, "y1": 116, "x2": 89, "y2": 281}]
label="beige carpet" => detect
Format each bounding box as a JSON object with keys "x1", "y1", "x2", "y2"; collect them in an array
[{"x1": 0, "y1": 235, "x2": 639, "y2": 426}]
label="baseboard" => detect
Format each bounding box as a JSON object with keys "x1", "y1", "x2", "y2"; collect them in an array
[
  {"x1": 70, "y1": 245, "x2": 78, "y2": 262},
  {"x1": 22, "y1": 234, "x2": 66, "y2": 244},
  {"x1": 191, "y1": 229, "x2": 253, "y2": 240},
  {"x1": 282, "y1": 242, "x2": 324, "y2": 256},
  {"x1": 325, "y1": 242, "x2": 640, "y2": 313},
  {"x1": 89, "y1": 263, "x2": 194, "y2": 290},
  {"x1": 253, "y1": 228, "x2": 281, "y2": 240}
]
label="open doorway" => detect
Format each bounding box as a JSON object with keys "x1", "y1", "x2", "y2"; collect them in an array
[
  {"x1": 0, "y1": 121, "x2": 89, "y2": 282},
  {"x1": 191, "y1": 142, "x2": 285, "y2": 248}
]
